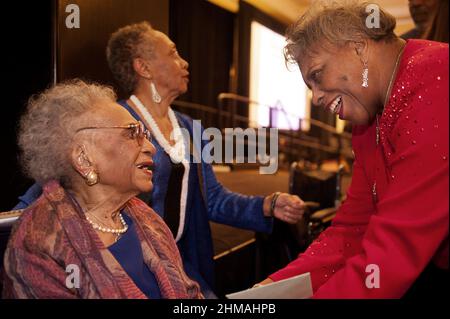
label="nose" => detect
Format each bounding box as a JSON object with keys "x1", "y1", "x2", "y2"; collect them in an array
[
  {"x1": 142, "y1": 137, "x2": 156, "y2": 157},
  {"x1": 311, "y1": 87, "x2": 325, "y2": 107},
  {"x1": 181, "y1": 58, "x2": 189, "y2": 70}
]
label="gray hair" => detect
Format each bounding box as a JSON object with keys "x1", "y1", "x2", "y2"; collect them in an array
[
  {"x1": 285, "y1": 0, "x2": 397, "y2": 63},
  {"x1": 18, "y1": 79, "x2": 117, "y2": 186},
  {"x1": 106, "y1": 21, "x2": 156, "y2": 94}
]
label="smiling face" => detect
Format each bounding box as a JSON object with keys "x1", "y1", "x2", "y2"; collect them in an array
[
  {"x1": 75, "y1": 102, "x2": 156, "y2": 195},
  {"x1": 144, "y1": 31, "x2": 190, "y2": 99},
  {"x1": 297, "y1": 42, "x2": 380, "y2": 125}
]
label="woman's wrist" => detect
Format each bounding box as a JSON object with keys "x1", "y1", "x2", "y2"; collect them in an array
[{"x1": 263, "y1": 192, "x2": 281, "y2": 217}]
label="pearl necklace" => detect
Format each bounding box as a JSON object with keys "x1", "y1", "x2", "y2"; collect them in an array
[
  {"x1": 130, "y1": 95, "x2": 186, "y2": 163},
  {"x1": 86, "y1": 213, "x2": 128, "y2": 234}
]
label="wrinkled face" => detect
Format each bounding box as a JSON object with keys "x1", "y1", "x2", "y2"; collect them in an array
[
  {"x1": 297, "y1": 42, "x2": 379, "y2": 125},
  {"x1": 76, "y1": 102, "x2": 156, "y2": 194},
  {"x1": 146, "y1": 31, "x2": 190, "y2": 98},
  {"x1": 408, "y1": 0, "x2": 439, "y2": 27}
]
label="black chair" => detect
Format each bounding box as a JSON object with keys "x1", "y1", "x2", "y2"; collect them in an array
[
  {"x1": 287, "y1": 162, "x2": 343, "y2": 251},
  {"x1": 289, "y1": 162, "x2": 343, "y2": 245},
  {"x1": 254, "y1": 162, "x2": 343, "y2": 280},
  {"x1": 0, "y1": 209, "x2": 22, "y2": 297}
]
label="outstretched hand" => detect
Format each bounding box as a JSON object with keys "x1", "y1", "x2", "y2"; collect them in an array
[{"x1": 264, "y1": 193, "x2": 306, "y2": 224}]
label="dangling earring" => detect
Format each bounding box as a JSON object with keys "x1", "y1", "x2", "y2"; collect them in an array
[
  {"x1": 84, "y1": 170, "x2": 99, "y2": 186},
  {"x1": 150, "y1": 82, "x2": 162, "y2": 103},
  {"x1": 362, "y1": 61, "x2": 369, "y2": 88}
]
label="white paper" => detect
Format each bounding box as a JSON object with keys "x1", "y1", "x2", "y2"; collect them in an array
[{"x1": 226, "y1": 272, "x2": 313, "y2": 299}]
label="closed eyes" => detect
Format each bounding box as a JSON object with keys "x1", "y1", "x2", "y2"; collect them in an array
[{"x1": 311, "y1": 70, "x2": 322, "y2": 84}]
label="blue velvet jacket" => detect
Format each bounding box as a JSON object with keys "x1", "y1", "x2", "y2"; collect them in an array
[{"x1": 14, "y1": 101, "x2": 273, "y2": 298}]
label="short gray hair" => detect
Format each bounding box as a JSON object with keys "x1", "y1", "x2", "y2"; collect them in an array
[
  {"x1": 106, "y1": 21, "x2": 156, "y2": 94},
  {"x1": 285, "y1": 0, "x2": 397, "y2": 62},
  {"x1": 18, "y1": 79, "x2": 117, "y2": 186}
]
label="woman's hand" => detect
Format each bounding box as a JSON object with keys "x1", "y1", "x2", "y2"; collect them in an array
[{"x1": 263, "y1": 193, "x2": 306, "y2": 224}]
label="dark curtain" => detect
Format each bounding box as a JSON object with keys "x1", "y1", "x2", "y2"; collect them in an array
[
  {"x1": 169, "y1": 0, "x2": 235, "y2": 127},
  {"x1": 56, "y1": 0, "x2": 169, "y2": 99},
  {"x1": 0, "y1": 1, "x2": 53, "y2": 211}
]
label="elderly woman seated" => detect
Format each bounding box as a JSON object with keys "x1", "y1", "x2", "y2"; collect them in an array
[{"x1": 2, "y1": 80, "x2": 202, "y2": 299}]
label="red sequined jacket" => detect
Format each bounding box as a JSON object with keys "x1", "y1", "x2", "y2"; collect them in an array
[{"x1": 270, "y1": 40, "x2": 449, "y2": 298}]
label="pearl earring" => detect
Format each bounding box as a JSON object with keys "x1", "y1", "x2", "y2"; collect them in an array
[
  {"x1": 85, "y1": 170, "x2": 99, "y2": 186},
  {"x1": 150, "y1": 82, "x2": 162, "y2": 103},
  {"x1": 362, "y1": 61, "x2": 369, "y2": 88}
]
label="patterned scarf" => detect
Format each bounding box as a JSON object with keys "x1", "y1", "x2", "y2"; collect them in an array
[{"x1": 3, "y1": 180, "x2": 203, "y2": 299}]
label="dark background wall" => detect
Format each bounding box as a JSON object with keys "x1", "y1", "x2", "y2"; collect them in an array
[
  {"x1": 56, "y1": 0, "x2": 169, "y2": 98},
  {"x1": 169, "y1": 0, "x2": 235, "y2": 127},
  {"x1": 0, "y1": 0, "x2": 170, "y2": 211},
  {"x1": 0, "y1": 1, "x2": 53, "y2": 211}
]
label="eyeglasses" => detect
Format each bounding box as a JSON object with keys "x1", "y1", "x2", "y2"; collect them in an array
[{"x1": 75, "y1": 121, "x2": 152, "y2": 145}]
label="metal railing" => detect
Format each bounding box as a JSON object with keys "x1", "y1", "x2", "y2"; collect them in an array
[
  {"x1": 217, "y1": 93, "x2": 351, "y2": 139},
  {"x1": 171, "y1": 94, "x2": 353, "y2": 165}
]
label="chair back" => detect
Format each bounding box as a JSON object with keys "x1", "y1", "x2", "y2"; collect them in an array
[
  {"x1": 284, "y1": 162, "x2": 344, "y2": 254},
  {"x1": 0, "y1": 209, "x2": 23, "y2": 297},
  {"x1": 289, "y1": 162, "x2": 343, "y2": 209}
]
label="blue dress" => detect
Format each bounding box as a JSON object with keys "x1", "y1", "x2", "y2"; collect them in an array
[
  {"x1": 108, "y1": 213, "x2": 161, "y2": 299},
  {"x1": 14, "y1": 101, "x2": 273, "y2": 298}
]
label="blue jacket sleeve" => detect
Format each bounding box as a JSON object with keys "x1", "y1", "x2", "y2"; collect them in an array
[
  {"x1": 201, "y1": 161, "x2": 273, "y2": 233},
  {"x1": 179, "y1": 112, "x2": 273, "y2": 234},
  {"x1": 13, "y1": 183, "x2": 42, "y2": 210}
]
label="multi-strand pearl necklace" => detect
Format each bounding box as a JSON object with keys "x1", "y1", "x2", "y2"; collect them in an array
[{"x1": 130, "y1": 95, "x2": 186, "y2": 164}]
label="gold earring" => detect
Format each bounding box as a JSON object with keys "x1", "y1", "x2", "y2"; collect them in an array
[{"x1": 85, "y1": 170, "x2": 99, "y2": 186}]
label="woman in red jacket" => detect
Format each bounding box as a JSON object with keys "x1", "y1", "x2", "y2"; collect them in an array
[{"x1": 259, "y1": 1, "x2": 449, "y2": 298}]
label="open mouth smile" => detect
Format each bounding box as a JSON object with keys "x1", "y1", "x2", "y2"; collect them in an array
[{"x1": 327, "y1": 96, "x2": 342, "y2": 115}]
